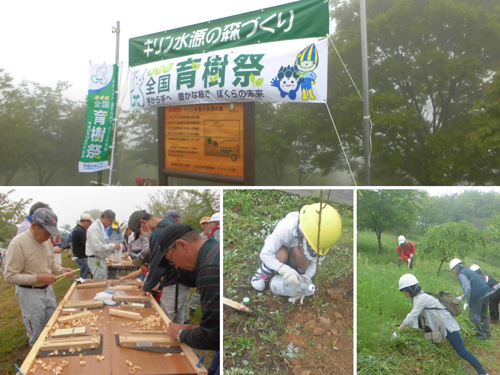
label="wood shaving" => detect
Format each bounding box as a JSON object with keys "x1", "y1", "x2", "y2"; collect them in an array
[
  {"x1": 125, "y1": 359, "x2": 133, "y2": 366},
  {"x1": 96, "y1": 355, "x2": 105, "y2": 362},
  {"x1": 164, "y1": 353, "x2": 172, "y2": 357},
  {"x1": 79, "y1": 353, "x2": 83, "y2": 360},
  {"x1": 79, "y1": 360, "x2": 86, "y2": 366},
  {"x1": 30, "y1": 364, "x2": 38, "y2": 374},
  {"x1": 180, "y1": 352, "x2": 185, "y2": 356}
]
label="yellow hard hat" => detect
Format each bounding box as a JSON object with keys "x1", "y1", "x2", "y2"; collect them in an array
[
  {"x1": 299, "y1": 203, "x2": 342, "y2": 256},
  {"x1": 112, "y1": 220, "x2": 120, "y2": 230}
]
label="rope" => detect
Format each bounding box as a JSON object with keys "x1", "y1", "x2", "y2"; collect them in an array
[
  {"x1": 328, "y1": 36, "x2": 373, "y2": 175},
  {"x1": 324, "y1": 103, "x2": 357, "y2": 186}
]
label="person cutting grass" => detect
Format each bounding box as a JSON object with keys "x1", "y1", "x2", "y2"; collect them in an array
[{"x1": 398, "y1": 274, "x2": 490, "y2": 375}]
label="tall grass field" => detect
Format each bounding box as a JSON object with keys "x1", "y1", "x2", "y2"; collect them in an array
[{"x1": 357, "y1": 231, "x2": 500, "y2": 375}]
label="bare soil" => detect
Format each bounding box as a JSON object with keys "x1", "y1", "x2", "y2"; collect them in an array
[{"x1": 224, "y1": 275, "x2": 353, "y2": 374}]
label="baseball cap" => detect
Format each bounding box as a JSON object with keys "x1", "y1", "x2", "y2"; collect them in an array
[
  {"x1": 151, "y1": 223, "x2": 195, "y2": 269},
  {"x1": 81, "y1": 213, "x2": 94, "y2": 223},
  {"x1": 132, "y1": 251, "x2": 151, "y2": 267},
  {"x1": 210, "y1": 212, "x2": 220, "y2": 222},
  {"x1": 32, "y1": 208, "x2": 61, "y2": 236},
  {"x1": 128, "y1": 210, "x2": 147, "y2": 231},
  {"x1": 164, "y1": 209, "x2": 181, "y2": 220},
  {"x1": 200, "y1": 216, "x2": 211, "y2": 224},
  {"x1": 102, "y1": 209, "x2": 118, "y2": 224}
]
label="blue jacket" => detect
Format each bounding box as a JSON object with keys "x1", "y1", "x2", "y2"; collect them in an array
[{"x1": 459, "y1": 267, "x2": 492, "y2": 308}]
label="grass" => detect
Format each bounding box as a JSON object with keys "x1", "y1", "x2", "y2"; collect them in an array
[
  {"x1": 223, "y1": 189, "x2": 353, "y2": 374},
  {"x1": 357, "y1": 230, "x2": 500, "y2": 375}
]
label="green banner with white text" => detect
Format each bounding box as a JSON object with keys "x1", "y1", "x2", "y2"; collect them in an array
[
  {"x1": 79, "y1": 63, "x2": 119, "y2": 173},
  {"x1": 129, "y1": 0, "x2": 329, "y2": 67}
]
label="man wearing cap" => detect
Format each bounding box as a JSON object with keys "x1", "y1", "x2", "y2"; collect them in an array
[
  {"x1": 199, "y1": 216, "x2": 211, "y2": 240},
  {"x1": 71, "y1": 213, "x2": 94, "y2": 279},
  {"x1": 207, "y1": 213, "x2": 220, "y2": 242},
  {"x1": 86, "y1": 209, "x2": 123, "y2": 281},
  {"x1": 158, "y1": 223, "x2": 220, "y2": 375},
  {"x1": 16, "y1": 202, "x2": 50, "y2": 235},
  {"x1": 128, "y1": 210, "x2": 194, "y2": 324},
  {"x1": 4, "y1": 208, "x2": 75, "y2": 346}
]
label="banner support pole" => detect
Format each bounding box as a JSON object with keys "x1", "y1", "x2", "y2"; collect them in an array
[{"x1": 108, "y1": 21, "x2": 120, "y2": 186}]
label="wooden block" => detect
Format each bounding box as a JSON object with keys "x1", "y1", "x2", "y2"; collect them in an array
[
  {"x1": 110, "y1": 280, "x2": 137, "y2": 286},
  {"x1": 61, "y1": 308, "x2": 78, "y2": 315},
  {"x1": 121, "y1": 302, "x2": 145, "y2": 310},
  {"x1": 109, "y1": 285, "x2": 138, "y2": 291},
  {"x1": 57, "y1": 311, "x2": 95, "y2": 323},
  {"x1": 52, "y1": 327, "x2": 87, "y2": 338},
  {"x1": 76, "y1": 281, "x2": 107, "y2": 289},
  {"x1": 109, "y1": 309, "x2": 143, "y2": 320},
  {"x1": 119, "y1": 334, "x2": 178, "y2": 348},
  {"x1": 113, "y1": 295, "x2": 150, "y2": 302},
  {"x1": 41, "y1": 335, "x2": 100, "y2": 351},
  {"x1": 65, "y1": 300, "x2": 104, "y2": 309}
]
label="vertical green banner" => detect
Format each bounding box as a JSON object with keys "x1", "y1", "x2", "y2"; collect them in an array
[{"x1": 79, "y1": 64, "x2": 119, "y2": 173}]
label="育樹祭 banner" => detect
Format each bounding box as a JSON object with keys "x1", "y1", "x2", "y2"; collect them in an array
[
  {"x1": 79, "y1": 63, "x2": 119, "y2": 173},
  {"x1": 129, "y1": 38, "x2": 328, "y2": 109},
  {"x1": 129, "y1": 0, "x2": 329, "y2": 67}
]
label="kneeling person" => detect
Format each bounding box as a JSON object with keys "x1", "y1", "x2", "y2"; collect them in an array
[{"x1": 251, "y1": 203, "x2": 341, "y2": 292}]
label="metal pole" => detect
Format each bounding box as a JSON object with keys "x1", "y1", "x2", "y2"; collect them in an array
[
  {"x1": 108, "y1": 21, "x2": 120, "y2": 186},
  {"x1": 360, "y1": 0, "x2": 371, "y2": 185}
]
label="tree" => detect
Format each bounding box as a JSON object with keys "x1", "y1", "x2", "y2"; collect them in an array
[
  {"x1": 420, "y1": 221, "x2": 485, "y2": 275},
  {"x1": 357, "y1": 189, "x2": 427, "y2": 252},
  {"x1": 466, "y1": 71, "x2": 500, "y2": 180},
  {"x1": 0, "y1": 190, "x2": 31, "y2": 243},
  {"x1": 123, "y1": 108, "x2": 159, "y2": 168},
  {"x1": 330, "y1": 0, "x2": 500, "y2": 185},
  {"x1": 146, "y1": 189, "x2": 219, "y2": 231}
]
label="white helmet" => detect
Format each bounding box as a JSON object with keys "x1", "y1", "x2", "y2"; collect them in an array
[
  {"x1": 449, "y1": 258, "x2": 462, "y2": 271},
  {"x1": 470, "y1": 264, "x2": 480, "y2": 272},
  {"x1": 398, "y1": 235, "x2": 406, "y2": 244},
  {"x1": 399, "y1": 274, "x2": 419, "y2": 290}
]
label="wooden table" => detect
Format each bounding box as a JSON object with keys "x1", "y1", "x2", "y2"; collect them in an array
[
  {"x1": 20, "y1": 281, "x2": 207, "y2": 375},
  {"x1": 106, "y1": 256, "x2": 136, "y2": 279}
]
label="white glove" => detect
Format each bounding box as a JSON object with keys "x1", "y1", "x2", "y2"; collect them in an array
[
  {"x1": 456, "y1": 296, "x2": 463, "y2": 301},
  {"x1": 300, "y1": 274, "x2": 312, "y2": 283},
  {"x1": 464, "y1": 303, "x2": 469, "y2": 311},
  {"x1": 410, "y1": 253, "x2": 413, "y2": 258},
  {"x1": 278, "y1": 264, "x2": 300, "y2": 287},
  {"x1": 407, "y1": 259, "x2": 411, "y2": 263},
  {"x1": 72, "y1": 257, "x2": 78, "y2": 262}
]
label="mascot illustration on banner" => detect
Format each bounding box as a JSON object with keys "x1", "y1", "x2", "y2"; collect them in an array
[
  {"x1": 130, "y1": 70, "x2": 145, "y2": 108},
  {"x1": 270, "y1": 65, "x2": 302, "y2": 100},
  {"x1": 296, "y1": 43, "x2": 319, "y2": 101}
]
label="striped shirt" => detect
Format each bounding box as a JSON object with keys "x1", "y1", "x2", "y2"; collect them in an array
[{"x1": 180, "y1": 237, "x2": 219, "y2": 350}]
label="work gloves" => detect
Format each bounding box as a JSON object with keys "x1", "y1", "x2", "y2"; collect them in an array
[
  {"x1": 300, "y1": 274, "x2": 312, "y2": 283},
  {"x1": 278, "y1": 264, "x2": 300, "y2": 287},
  {"x1": 464, "y1": 303, "x2": 469, "y2": 311}
]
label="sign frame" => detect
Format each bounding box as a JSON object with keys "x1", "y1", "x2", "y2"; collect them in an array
[{"x1": 158, "y1": 103, "x2": 255, "y2": 185}]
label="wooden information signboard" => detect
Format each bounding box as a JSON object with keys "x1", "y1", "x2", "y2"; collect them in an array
[{"x1": 158, "y1": 103, "x2": 255, "y2": 185}]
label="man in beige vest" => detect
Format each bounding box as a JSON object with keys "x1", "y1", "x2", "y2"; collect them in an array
[{"x1": 4, "y1": 208, "x2": 74, "y2": 346}]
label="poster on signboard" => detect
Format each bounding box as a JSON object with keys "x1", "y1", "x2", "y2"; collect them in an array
[
  {"x1": 163, "y1": 103, "x2": 246, "y2": 177},
  {"x1": 130, "y1": 38, "x2": 327, "y2": 108},
  {"x1": 79, "y1": 64, "x2": 118, "y2": 173}
]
